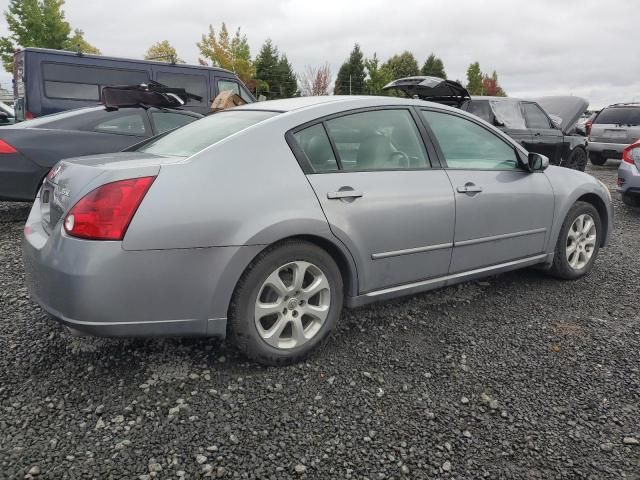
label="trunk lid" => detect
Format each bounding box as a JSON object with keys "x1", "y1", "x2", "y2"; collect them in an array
[
  {"x1": 39, "y1": 152, "x2": 179, "y2": 234},
  {"x1": 382, "y1": 76, "x2": 470, "y2": 107},
  {"x1": 532, "y1": 96, "x2": 588, "y2": 134}
]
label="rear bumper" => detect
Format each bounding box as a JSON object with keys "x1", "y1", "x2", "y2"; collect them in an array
[
  {"x1": 22, "y1": 201, "x2": 262, "y2": 338},
  {"x1": 588, "y1": 141, "x2": 627, "y2": 158},
  {"x1": 617, "y1": 160, "x2": 640, "y2": 194},
  {"x1": 0, "y1": 154, "x2": 47, "y2": 201}
]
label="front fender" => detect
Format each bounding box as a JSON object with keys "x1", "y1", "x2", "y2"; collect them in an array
[{"x1": 544, "y1": 166, "x2": 613, "y2": 252}]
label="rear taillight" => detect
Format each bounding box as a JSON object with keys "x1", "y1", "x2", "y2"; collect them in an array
[
  {"x1": 0, "y1": 139, "x2": 17, "y2": 154},
  {"x1": 25, "y1": 111, "x2": 34, "y2": 120},
  {"x1": 622, "y1": 143, "x2": 640, "y2": 165},
  {"x1": 63, "y1": 176, "x2": 156, "y2": 240},
  {"x1": 585, "y1": 121, "x2": 592, "y2": 136}
]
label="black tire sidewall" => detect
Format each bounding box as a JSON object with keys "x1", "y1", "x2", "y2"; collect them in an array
[
  {"x1": 589, "y1": 152, "x2": 606, "y2": 166},
  {"x1": 552, "y1": 202, "x2": 602, "y2": 279},
  {"x1": 566, "y1": 147, "x2": 587, "y2": 171},
  {"x1": 229, "y1": 241, "x2": 343, "y2": 364}
]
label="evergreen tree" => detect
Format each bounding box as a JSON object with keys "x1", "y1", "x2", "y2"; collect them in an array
[
  {"x1": 276, "y1": 55, "x2": 298, "y2": 98},
  {"x1": 333, "y1": 43, "x2": 366, "y2": 95},
  {"x1": 420, "y1": 53, "x2": 446, "y2": 79},
  {"x1": 254, "y1": 39, "x2": 297, "y2": 98},
  {"x1": 466, "y1": 62, "x2": 483, "y2": 95}
]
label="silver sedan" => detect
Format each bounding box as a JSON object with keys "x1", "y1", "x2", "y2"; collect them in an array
[{"x1": 23, "y1": 96, "x2": 613, "y2": 365}]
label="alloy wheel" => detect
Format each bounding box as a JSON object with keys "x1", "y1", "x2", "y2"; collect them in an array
[
  {"x1": 254, "y1": 261, "x2": 331, "y2": 349},
  {"x1": 566, "y1": 213, "x2": 597, "y2": 270}
]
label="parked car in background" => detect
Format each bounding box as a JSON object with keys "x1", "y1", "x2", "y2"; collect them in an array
[
  {"x1": 588, "y1": 103, "x2": 640, "y2": 165},
  {"x1": 0, "y1": 101, "x2": 15, "y2": 125},
  {"x1": 383, "y1": 77, "x2": 589, "y2": 170},
  {"x1": 12, "y1": 47, "x2": 255, "y2": 120},
  {"x1": 23, "y1": 96, "x2": 612, "y2": 365},
  {"x1": 617, "y1": 138, "x2": 640, "y2": 207},
  {"x1": 0, "y1": 105, "x2": 201, "y2": 201}
]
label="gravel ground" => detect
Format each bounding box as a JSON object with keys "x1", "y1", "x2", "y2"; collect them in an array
[{"x1": 1, "y1": 164, "x2": 638, "y2": 479}]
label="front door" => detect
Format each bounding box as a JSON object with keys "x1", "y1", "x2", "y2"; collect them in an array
[
  {"x1": 291, "y1": 109, "x2": 456, "y2": 293},
  {"x1": 420, "y1": 109, "x2": 555, "y2": 273}
]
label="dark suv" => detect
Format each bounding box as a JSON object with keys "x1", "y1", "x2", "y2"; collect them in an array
[
  {"x1": 588, "y1": 103, "x2": 640, "y2": 166},
  {"x1": 384, "y1": 77, "x2": 589, "y2": 171}
]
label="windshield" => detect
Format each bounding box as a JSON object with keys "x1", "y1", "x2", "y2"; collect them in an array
[
  {"x1": 594, "y1": 107, "x2": 640, "y2": 126},
  {"x1": 137, "y1": 110, "x2": 279, "y2": 157}
]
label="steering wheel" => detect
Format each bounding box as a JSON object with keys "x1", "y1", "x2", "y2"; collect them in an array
[{"x1": 389, "y1": 151, "x2": 410, "y2": 168}]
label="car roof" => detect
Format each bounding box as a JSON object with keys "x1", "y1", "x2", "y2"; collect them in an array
[
  {"x1": 234, "y1": 95, "x2": 452, "y2": 113},
  {"x1": 469, "y1": 96, "x2": 523, "y2": 102}
]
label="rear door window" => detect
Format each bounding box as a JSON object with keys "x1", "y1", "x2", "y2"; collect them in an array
[
  {"x1": 593, "y1": 107, "x2": 640, "y2": 126},
  {"x1": 94, "y1": 113, "x2": 148, "y2": 136},
  {"x1": 293, "y1": 124, "x2": 339, "y2": 173},
  {"x1": 156, "y1": 72, "x2": 208, "y2": 106},
  {"x1": 522, "y1": 102, "x2": 552, "y2": 129},
  {"x1": 324, "y1": 109, "x2": 429, "y2": 170}
]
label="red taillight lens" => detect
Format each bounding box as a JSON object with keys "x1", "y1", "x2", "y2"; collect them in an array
[
  {"x1": 63, "y1": 176, "x2": 156, "y2": 240},
  {"x1": 622, "y1": 143, "x2": 640, "y2": 165},
  {"x1": 585, "y1": 121, "x2": 592, "y2": 136},
  {"x1": 25, "y1": 111, "x2": 34, "y2": 120},
  {"x1": 0, "y1": 139, "x2": 17, "y2": 153}
]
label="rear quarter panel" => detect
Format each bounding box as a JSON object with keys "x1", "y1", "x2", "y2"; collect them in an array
[{"x1": 123, "y1": 120, "x2": 333, "y2": 251}]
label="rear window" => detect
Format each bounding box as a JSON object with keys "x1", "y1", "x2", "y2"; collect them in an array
[
  {"x1": 137, "y1": 110, "x2": 278, "y2": 157},
  {"x1": 157, "y1": 72, "x2": 208, "y2": 105},
  {"x1": 594, "y1": 107, "x2": 640, "y2": 126}
]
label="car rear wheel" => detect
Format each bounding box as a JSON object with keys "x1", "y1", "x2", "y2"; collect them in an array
[
  {"x1": 228, "y1": 240, "x2": 343, "y2": 365},
  {"x1": 548, "y1": 201, "x2": 601, "y2": 280},
  {"x1": 589, "y1": 152, "x2": 607, "y2": 166},
  {"x1": 562, "y1": 147, "x2": 587, "y2": 171}
]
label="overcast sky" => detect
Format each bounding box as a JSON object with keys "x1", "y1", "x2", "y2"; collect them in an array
[{"x1": 0, "y1": 0, "x2": 638, "y2": 108}]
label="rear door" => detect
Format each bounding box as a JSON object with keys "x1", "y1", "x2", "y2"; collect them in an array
[
  {"x1": 419, "y1": 108, "x2": 554, "y2": 273},
  {"x1": 290, "y1": 107, "x2": 456, "y2": 293},
  {"x1": 522, "y1": 102, "x2": 563, "y2": 164}
]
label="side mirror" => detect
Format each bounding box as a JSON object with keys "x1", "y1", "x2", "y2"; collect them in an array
[{"x1": 527, "y1": 152, "x2": 549, "y2": 171}]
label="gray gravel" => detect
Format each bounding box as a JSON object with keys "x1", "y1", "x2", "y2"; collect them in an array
[{"x1": 1, "y1": 164, "x2": 639, "y2": 479}]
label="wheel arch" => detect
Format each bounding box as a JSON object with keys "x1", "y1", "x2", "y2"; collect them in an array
[{"x1": 575, "y1": 192, "x2": 609, "y2": 246}]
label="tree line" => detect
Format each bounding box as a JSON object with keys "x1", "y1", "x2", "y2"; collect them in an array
[{"x1": 0, "y1": 1, "x2": 506, "y2": 99}]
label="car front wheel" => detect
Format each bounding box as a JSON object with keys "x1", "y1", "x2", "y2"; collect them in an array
[
  {"x1": 228, "y1": 240, "x2": 343, "y2": 365},
  {"x1": 548, "y1": 201, "x2": 601, "y2": 280}
]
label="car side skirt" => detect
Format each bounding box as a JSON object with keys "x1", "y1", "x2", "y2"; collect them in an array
[{"x1": 345, "y1": 253, "x2": 552, "y2": 308}]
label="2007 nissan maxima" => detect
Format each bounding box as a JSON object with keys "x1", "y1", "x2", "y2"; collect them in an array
[{"x1": 22, "y1": 96, "x2": 613, "y2": 365}]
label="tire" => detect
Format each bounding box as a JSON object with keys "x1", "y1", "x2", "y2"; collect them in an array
[
  {"x1": 622, "y1": 193, "x2": 640, "y2": 208},
  {"x1": 562, "y1": 147, "x2": 587, "y2": 171},
  {"x1": 589, "y1": 152, "x2": 607, "y2": 166},
  {"x1": 548, "y1": 201, "x2": 602, "y2": 280},
  {"x1": 228, "y1": 240, "x2": 343, "y2": 365}
]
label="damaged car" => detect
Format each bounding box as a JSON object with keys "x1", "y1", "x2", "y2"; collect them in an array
[{"x1": 383, "y1": 77, "x2": 589, "y2": 171}]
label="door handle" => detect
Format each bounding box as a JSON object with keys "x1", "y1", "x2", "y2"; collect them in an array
[
  {"x1": 534, "y1": 132, "x2": 542, "y2": 136},
  {"x1": 456, "y1": 184, "x2": 483, "y2": 194},
  {"x1": 327, "y1": 190, "x2": 363, "y2": 199}
]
